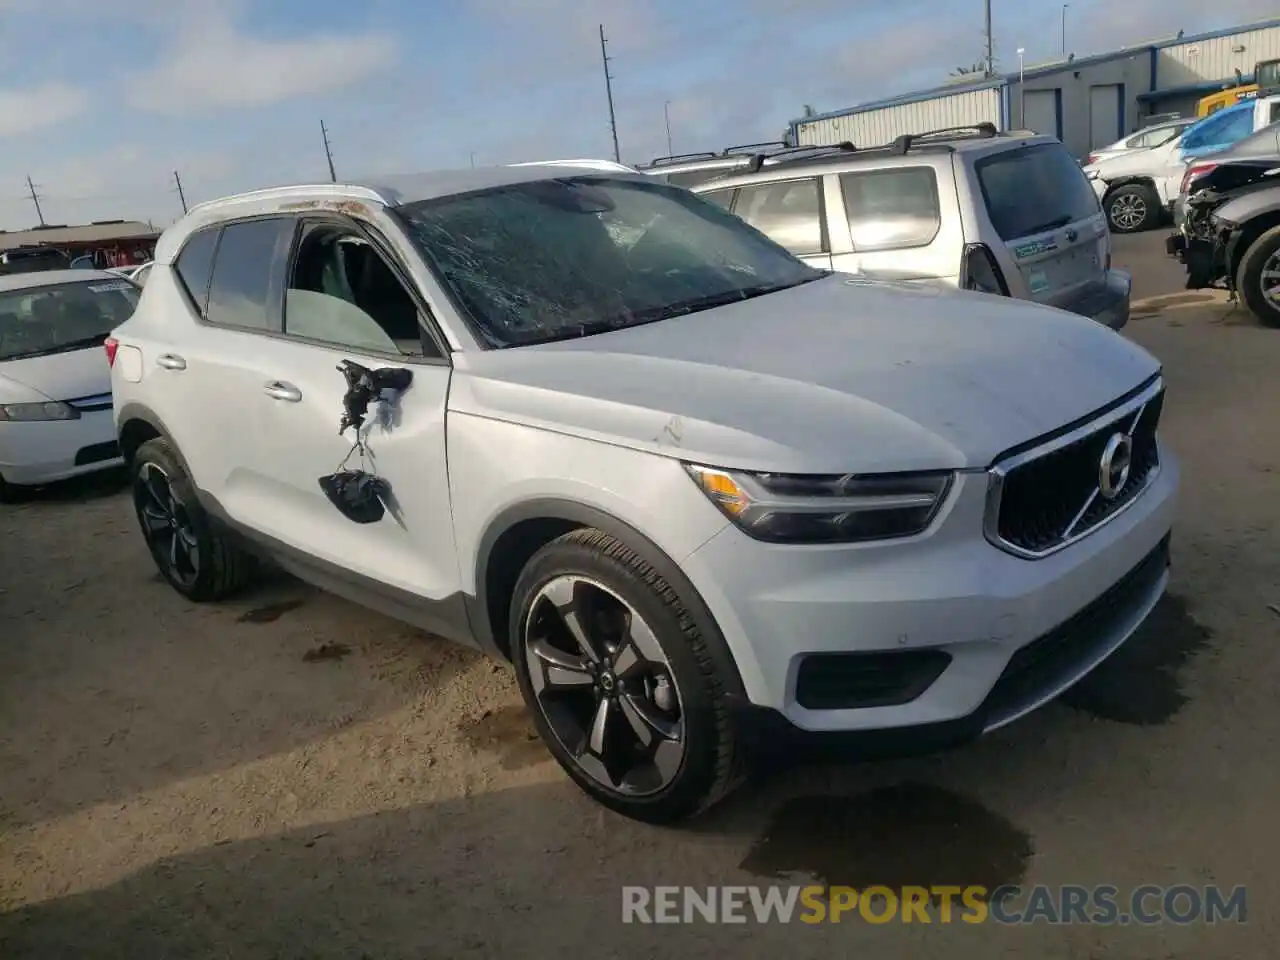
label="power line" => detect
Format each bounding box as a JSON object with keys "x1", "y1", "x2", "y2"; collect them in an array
[
  {"x1": 320, "y1": 118, "x2": 337, "y2": 182},
  {"x1": 173, "y1": 170, "x2": 188, "y2": 214},
  {"x1": 25, "y1": 175, "x2": 45, "y2": 226},
  {"x1": 599, "y1": 24, "x2": 621, "y2": 162}
]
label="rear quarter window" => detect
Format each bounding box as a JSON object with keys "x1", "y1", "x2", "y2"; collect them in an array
[
  {"x1": 174, "y1": 227, "x2": 220, "y2": 314},
  {"x1": 839, "y1": 167, "x2": 941, "y2": 251},
  {"x1": 975, "y1": 142, "x2": 1100, "y2": 241}
]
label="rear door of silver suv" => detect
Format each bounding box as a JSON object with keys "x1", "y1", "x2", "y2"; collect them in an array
[
  {"x1": 959, "y1": 139, "x2": 1117, "y2": 318},
  {"x1": 821, "y1": 157, "x2": 963, "y2": 283}
]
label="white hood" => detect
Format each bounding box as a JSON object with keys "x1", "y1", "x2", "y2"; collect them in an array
[
  {"x1": 0, "y1": 345, "x2": 112, "y2": 403},
  {"x1": 449, "y1": 276, "x2": 1160, "y2": 474}
]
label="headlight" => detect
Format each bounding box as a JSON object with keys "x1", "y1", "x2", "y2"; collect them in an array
[
  {"x1": 684, "y1": 464, "x2": 953, "y2": 544},
  {"x1": 0, "y1": 401, "x2": 80, "y2": 422},
  {"x1": 1084, "y1": 169, "x2": 1100, "y2": 181}
]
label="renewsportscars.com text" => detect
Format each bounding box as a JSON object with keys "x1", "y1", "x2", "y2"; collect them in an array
[{"x1": 621, "y1": 884, "x2": 1247, "y2": 925}]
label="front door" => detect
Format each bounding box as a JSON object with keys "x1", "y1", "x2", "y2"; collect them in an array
[{"x1": 225, "y1": 215, "x2": 463, "y2": 637}]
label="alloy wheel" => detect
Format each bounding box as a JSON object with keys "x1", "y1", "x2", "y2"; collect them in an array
[
  {"x1": 523, "y1": 575, "x2": 685, "y2": 795},
  {"x1": 1261, "y1": 249, "x2": 1280, "y2": 310},
  {"x1": 134, "y1": 462, "x2": 200, "y2": 588},
  {"x1": 1110, "y1": 194, "x2": 1147, "y2": 231}
]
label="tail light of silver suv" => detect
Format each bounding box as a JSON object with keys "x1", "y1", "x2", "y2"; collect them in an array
[{"x1": 960, "y1": 243, "x2": 1010, "y2": 296}]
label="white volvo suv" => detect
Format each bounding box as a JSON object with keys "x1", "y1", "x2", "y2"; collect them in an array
[{"x1": 108, "y1": 165, "x2": 1178, "y2": 823}]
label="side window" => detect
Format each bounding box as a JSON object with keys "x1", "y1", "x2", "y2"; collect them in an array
[
  {"x1": 699, "y1": 188, "x2": 736, "y2": 210},
  {"x1": 174, "y1": 227, "x2": 219, "y2": 314},
  {"x1": 1124, "y1": 131, "x2": 1149, "y2": 148},
  {"x1": 1270, "y1": 102, "x2": 1280, "y2": 125},
  {"x1": 284, "y1": 221, "x2": 435, "y2": 357},
  {"x1": 839, "y1": 167, "x2": 941, "y2": 252},
  {"x1": 205, "y1": 218, "x2": 292, "y2": 331},
  {"x1": 732, "y1": 178, "x2": 824, "y2": 256}
]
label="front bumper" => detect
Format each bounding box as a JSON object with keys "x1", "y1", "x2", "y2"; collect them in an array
[
  {"x1": 1167, "y1": 227, "x2": 1229, "y2": 290},
  {"x1": 0, "y1": 410, "x2": 123, "y2": 486},
  {"x1": 681, "y1": 450, "x2": 1179, "y2": 736}
]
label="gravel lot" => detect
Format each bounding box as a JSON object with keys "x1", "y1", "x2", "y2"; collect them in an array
[{"x1": 3, "y1": 232, "x2": 1279, "y2": 958}]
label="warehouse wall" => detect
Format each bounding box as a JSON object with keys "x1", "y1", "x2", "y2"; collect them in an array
[
  {"x1": 794, "y1": 87, "x2": 1001, "y2": 147},
  {"x1": 1156, "y1": 24, "x2": 1280, "y2": 88},
  {"x1": 1009, "y1": 52, "x2": 1150, "y2": 158}
]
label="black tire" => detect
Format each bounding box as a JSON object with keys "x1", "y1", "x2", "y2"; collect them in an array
[
  {"x1": 0, "y1": 474, "x2": 25, "y2": 504},
  {"x1": 509, "y1": 528, "x2": 742, "y2": 824},
  {"x1": 1235, "y1": 225, "x2": 1280, "y2": 329},
  {"x1": 1105, "y1": 184, "x2": 1160, "y2": 234},
  {"x1": 131, "y1": 436, "x2": 255, "y2": 601}
]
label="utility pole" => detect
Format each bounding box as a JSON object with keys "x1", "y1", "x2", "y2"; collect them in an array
[
  {"x1": 984, "y1": 0, "x2": 994, "y2": 77},
  {"x1": 469, "y1": 151, "x2": 476, "y2": 168},
  {"x1": 320, "y1": 119, "x2": 337, "y2": 182},
  {"x1": 173, "y1": 170, "x2": 188, "y2": 214},
  {"x1": 599, "y1": 24, "x2": 621, "y2": 162},
  {"x1": 1061, "y1": 4, "x2": 1068, "y2": 57},
  {"x1": 664, "y1": 100, "x2": 674, "y2": 156},
  {"x1": 25, "y1": 175, "x2": 45, "y2": 227}
]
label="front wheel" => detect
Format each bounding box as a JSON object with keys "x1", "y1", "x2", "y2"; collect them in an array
[
  {"x1": 509, "y1": 528, "x2": 742, "y2": 823},
  {"x1": 1105, "y1": 184, "x2": 1160, "y2": 234},
  {"x1": 131, "y1": 437, "x2": 255, "y2": 600},
  {"x1": 1235, "y1": 225, "x2": 1280, "y2": 329}
]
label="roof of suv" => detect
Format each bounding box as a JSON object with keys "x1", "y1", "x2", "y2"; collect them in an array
[
  {"x1": 153, "y1": 162, "x2": 647, "y2": 264},
  {"x1": 691, "y1": 128, "x2": 1051, "y2": 191},
  {"x1": 0, "y1": 268, "x2": 121, "y2": 293}
]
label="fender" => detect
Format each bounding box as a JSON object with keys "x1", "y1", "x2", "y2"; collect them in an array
[
  {"x1": 1102, "y1": 174, "x2": 1157, "y2": 194},
  {"x1": 114, "y1": 401, "x2": 194, "y2": 475},
  {"x1": 471, "y1": 497, "x2": 748, "y2": 701}
]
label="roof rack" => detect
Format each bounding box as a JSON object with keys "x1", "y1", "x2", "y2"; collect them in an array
[
  {"x1": 743, "y1": 140, "x2": 857, "y2": 172},
  {"x1": 890, "y1": 122, "x2": 999, "y2": 155},
  {"x1": 645, "y1": 150, "x2": 721, "y2": 167},
  {"x1": 721, "y1": 140, "x2": 790, "y2": 156}
]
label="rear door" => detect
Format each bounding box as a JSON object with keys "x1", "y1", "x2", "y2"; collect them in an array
[
  {"x1": 969, "y1": 140, "x2": 1110, "y2": 309},
  {"x1": 827, "y1": 164, "x2": 959, "y2": 281},
  {"x1": 715, "y1": 176, "x2": 833, "y2": 269}
]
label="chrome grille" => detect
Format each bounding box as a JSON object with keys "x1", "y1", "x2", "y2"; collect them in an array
[{"x1": 986, "y1": 379, "x2": 1164, "y2": 559}]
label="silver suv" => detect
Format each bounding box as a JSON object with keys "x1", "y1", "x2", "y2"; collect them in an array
[{"x1": 692, "y1": 125, "x2": 1132, "y2": 329}]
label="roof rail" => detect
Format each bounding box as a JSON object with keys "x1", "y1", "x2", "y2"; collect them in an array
[
  {"x1": 645, "y1": 150, "x2": 720, "y2": 167},
  {"x1": 744, "y1": 140, "x2": 857, "y2": 172},
  {"x1": 891, "y1": 122, "x2": 998, "y2": 155},
  {"x1": 721, "y1": 140, "x2": 789, "y2": 156}
]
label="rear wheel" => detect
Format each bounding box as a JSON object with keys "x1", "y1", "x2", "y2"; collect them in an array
[
  {"x1": 510, "y1": 528, "x2": 742, "y2": 823},
  {"x1": 131, "y1": 437, "x2": 255, "y2": 600},
  {"x1": 1235, "y1": 225, "x2": 1280, "y2": 329},
  {"x1": 1105, "y1": 184, "x2": 1160, "y2": 234}
]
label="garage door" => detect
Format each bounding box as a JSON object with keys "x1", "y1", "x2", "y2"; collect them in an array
[
  {"x1": 1090, "y1": 84, "x2": 1123, "y2": 149},
  {"x1": 1023, "y1": 90, "x2": 1059, "y2": 138}
]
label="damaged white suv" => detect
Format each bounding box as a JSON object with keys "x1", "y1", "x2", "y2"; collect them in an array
[{"x1": 109, "y1": 165, "x2": 1178, "y2": 823}]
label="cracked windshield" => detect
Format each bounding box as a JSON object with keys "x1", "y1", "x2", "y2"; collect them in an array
[{"x1": 1, "y1": 0, "x2": 1275, "y2": 957}]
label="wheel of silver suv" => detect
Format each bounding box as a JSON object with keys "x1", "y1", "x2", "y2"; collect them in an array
[{"x1": 509, "y1": 528, "x2": 741, "y2": 823}]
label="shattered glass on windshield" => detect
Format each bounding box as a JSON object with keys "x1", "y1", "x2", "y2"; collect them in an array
[{"x1": 393, "y1": 176, "x2": 821, "y2": 347}]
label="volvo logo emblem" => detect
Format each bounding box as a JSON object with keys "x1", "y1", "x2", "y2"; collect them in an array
[
  {"x1": 1098, "y1": 433, "x2": 1133, "y2": 500},
  {"x1": 1065, "y1": 228, "x2": 1078, "y2": 243}
]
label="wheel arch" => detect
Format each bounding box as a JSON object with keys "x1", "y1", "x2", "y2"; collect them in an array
[
  {"x1": 1228, "y1": 212, "x2": 1280, "y2": 283},
  {"x1": 1101, "y1": 176, "x2": 1157, "y2": 201},
  {"x1": 472, "y1": 498, "x2": 747, "y2": 701},
  {"x1": 115, "y1": 402, "x2": 190, "y2": 475}
]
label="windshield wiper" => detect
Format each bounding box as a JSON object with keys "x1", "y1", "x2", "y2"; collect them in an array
[
  {"x1": 623, "y1": 275, "x2": 824, "y2": 325},
  {"x1": 2, "y1": 333, "x2": 109, "y2": 360}
]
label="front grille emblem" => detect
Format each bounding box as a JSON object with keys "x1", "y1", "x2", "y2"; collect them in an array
[{"x1": 1098, "y1": 432, "x2": 1133, "y2": 501}]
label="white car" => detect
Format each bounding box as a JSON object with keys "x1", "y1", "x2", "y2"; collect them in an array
[
  {"x1": 109, "y1": 166, "x2": 1178, "y2": 822},
  {"x1": 1084, "y1": 118, "x2": 1195, "y2": 167},
  {"x1": 0, "y1": 269, "x2": 138, "y2": 500}
]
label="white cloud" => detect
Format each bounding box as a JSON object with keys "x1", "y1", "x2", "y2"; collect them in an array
[
  {"x1": 128, "y1": 20, "x2": 398, "y2": 114},
  {"x1": 0, "y1": 83, "x2": 88, "y2": 137}
]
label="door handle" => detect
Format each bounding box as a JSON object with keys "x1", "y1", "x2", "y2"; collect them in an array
[
  {"x1": 156, "y1": 353, "x2": 186, "y2": 371},
  {"x1": 263, "y1": 381, "x2": 302, "y2": 402}
]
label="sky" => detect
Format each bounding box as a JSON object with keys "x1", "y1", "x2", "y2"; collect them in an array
[{"x1": 0, "y1": 0, "x2": 1276, "y2": 231}]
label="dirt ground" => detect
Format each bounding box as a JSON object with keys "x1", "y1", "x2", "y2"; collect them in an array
[{"x1": 3, "y1": 233, "x2": 1280, "y2": 958}]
